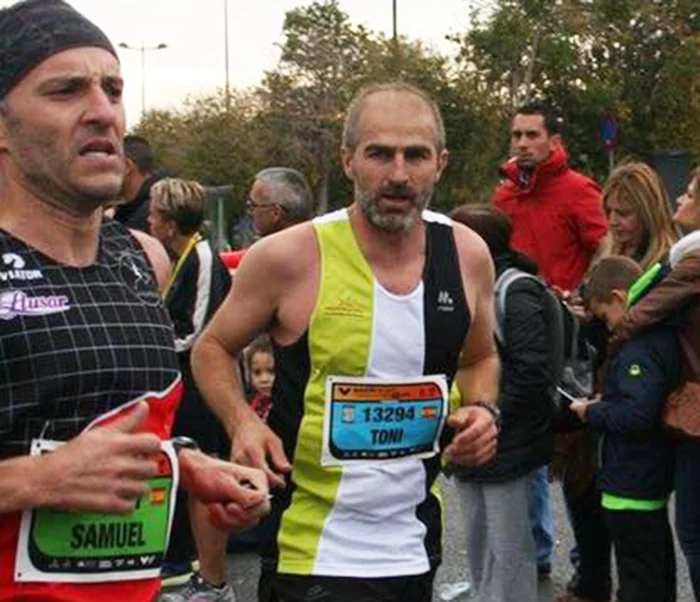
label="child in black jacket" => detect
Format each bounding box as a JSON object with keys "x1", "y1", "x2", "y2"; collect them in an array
[{"x1": 570, "y1": 256, "x2": 681, "y2": 602}]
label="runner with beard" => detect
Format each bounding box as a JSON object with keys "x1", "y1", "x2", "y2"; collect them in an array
[{"x1": 192, "y1": 82, "x2": 500, "y2": 602}]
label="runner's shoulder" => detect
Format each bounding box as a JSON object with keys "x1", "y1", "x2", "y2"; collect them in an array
[
  {"x1": 451, "y1": 220, "x2": 491, "y2": 270},
  {"x1": 237, "y1": 222, "x2": 317, "y2": 284}
]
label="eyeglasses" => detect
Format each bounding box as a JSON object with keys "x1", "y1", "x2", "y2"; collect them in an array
[{"x1": 245, "y1": 197, "x2": 286, "y2": 212}]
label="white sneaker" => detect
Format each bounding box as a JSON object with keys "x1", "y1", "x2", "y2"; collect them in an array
[{"x1": 159, "y1": 573, "x2": 236, "y2": 602}]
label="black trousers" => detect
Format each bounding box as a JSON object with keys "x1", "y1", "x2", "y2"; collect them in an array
[
  {"x1": 564, "y1": 478, "x2": 612, "y2": 599},
  {"x1": 258, "y1": 570, "x2": 436, "y2": 602},
  {"x1": 604, "y1": 507, "x2": 676, "y2": 602}
]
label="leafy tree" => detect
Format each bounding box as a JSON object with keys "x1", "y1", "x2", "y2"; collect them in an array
[
  {"x1": 452, "y1": 0, "x2": 700, "y2": 183},
  {"x1": 257, "y1": 0, "x2": 376, "y2": 213}
]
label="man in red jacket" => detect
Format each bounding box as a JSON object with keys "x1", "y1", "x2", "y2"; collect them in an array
[
  {"x1": 492, "y1": 101, "x2": 607, "y2": 293},
  {"x1": 491, "y1": 101, "x2": 610, "y2": 602}
]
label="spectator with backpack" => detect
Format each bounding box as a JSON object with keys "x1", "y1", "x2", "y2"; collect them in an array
[{"x1": 450, "y1": 205, "x2": 558, "y2": 602}]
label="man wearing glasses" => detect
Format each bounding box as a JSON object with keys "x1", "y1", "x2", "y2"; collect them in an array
[{"x1": 246, "y1": 168, "x2": 314, "y2": 237}]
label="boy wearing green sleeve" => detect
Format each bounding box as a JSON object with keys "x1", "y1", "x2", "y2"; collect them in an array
[{"x1": 570, "y1": 256, "x2": 680, "y2": 602}]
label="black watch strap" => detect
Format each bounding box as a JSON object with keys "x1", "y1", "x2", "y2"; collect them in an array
[{"x1": 474, "y1": 401, "x2": 501, "y2": 431}]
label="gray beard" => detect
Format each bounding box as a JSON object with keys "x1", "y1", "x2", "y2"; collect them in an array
[{"x1": 355, "y1": 189, "x2": 429, "y2": 233}]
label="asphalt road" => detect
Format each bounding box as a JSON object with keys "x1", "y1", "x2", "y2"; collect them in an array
[{"x1": 221, "y1": 476, "x2": 694, "y2": 601}]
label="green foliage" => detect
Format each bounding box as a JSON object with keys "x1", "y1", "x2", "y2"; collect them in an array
[
  {"x1": 455, "y1": 0, "x2": 700, "y2": 181},
  {"x1": 133, "y1": 0, "x2": 700, "y2": 237}
]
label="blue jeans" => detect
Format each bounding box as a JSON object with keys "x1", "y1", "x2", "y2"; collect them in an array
[
  {"x1": 527, "y1": 465, "x2": 554, "y2": 567},
  {"x1": 675, "y1": 438, "x2": 700, "y2": 602}
]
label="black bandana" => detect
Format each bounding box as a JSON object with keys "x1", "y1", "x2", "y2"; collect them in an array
[{"x1": 0, "y1": 0, "x2": 118, "y2": 99}]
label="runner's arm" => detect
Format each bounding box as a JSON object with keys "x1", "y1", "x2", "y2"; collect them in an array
[
  {"x1": 191, "y1": 237, "x2": 293, "y2": 486},
  {"x1": 178, "y1": 449, "x2": 270, "y2": 530},
  {"x1": 445, "y1": 225, "x2": 500, "y2": 466},
  {"x1": 452, "y1": 225, "x2": 499, "y2": 406}
]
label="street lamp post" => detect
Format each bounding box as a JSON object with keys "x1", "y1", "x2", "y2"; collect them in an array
[
  {"x1": 392, "y1": 0, "x2": 400, "y2": 74},
  {"x1": 118, "y1": 41, "x2": 168, "y2": 120},
  {"x1": 224, "y1": 0, "x2": 231, "y2": 110}
]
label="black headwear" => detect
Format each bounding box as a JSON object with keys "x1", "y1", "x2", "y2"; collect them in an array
[{"x1": 0, "y1": 0, "x2": 118, "y2": 100}]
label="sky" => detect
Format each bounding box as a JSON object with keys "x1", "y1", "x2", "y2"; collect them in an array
[{"x1": 0, "y1": 0, "x2": 487, "y2": 127}]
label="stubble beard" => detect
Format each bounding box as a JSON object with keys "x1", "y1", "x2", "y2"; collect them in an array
[
  {"x1": 2, "y1": 109, "x2": 123, "y2": 215},
  {"x1": 355, "y1": 184, "x2": 432, "y2": 233}
]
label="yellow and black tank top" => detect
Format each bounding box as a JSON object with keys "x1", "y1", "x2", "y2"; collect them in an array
[{"x1": 263, "y1": 208, "x2": 470, "y2": 578}]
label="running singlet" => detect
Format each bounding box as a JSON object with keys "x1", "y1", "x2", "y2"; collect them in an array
[
  {"x1": 0, "y1": 220, "x2": 181, "y2": 601},
  {"x1": 262, "y1": 209, "x2": 471, "y2": 578}
]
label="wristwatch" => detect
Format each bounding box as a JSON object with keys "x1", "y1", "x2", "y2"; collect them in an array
[
  {"x1": 171, "y1": 436, "x2": 200, "y2": 455},
  {"x1": 474, "y1": 401, "x2": 502, "y2": 432}
]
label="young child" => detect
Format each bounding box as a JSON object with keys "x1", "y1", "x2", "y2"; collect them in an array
[
  {"x1": 246, "y1": 335, "x2": 274, "y2": 422},
  {"x1": 570, "y1": 256, "x2": 680, "y2": 602}
]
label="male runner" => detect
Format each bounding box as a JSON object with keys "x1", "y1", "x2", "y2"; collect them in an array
[
  {"x1": 0, "y1": 2, "x2": 269, "y2": 601},
  {"x1": 192, "y1": 82, "x2": 500, "y2": 601}
]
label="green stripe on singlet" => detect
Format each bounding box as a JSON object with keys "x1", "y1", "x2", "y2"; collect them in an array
[{"x1": 277, "y1": 214, "x2": 375, "y2": 575}]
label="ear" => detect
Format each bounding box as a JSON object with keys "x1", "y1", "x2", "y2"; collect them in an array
[
  {"x1": 124, "y1": 157, "x2": 136, "y2": 176},
  {"x1": 165, "y1": 219, "x2": 178, "y2": 239},
  {"x1": 271, "y1": 204, "x2": 285, "y2": 225},
  {"x1": 340, "y1": 146, "x2": 355, "y2": 180},
  {"x1": 611, "y1": 289, "x2": 627, "y2": 305},
  {"x1": 0, "y1": 115, "x2": 9, "y2": 153},
  {"x1": 550, "y1": 133, "x2": 562, "y2": 149},
  {"x1": 435, "y1": 149, "x2": 449, "y2": 182}
]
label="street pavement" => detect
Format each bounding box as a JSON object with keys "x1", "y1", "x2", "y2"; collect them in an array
[{"x1": 222, "y1": 476, "x2": 694, "y2": 601}]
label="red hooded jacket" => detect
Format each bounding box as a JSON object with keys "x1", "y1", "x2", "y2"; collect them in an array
[{"x1": 492, "y1": 146, "x2": 608, "y2": 291}]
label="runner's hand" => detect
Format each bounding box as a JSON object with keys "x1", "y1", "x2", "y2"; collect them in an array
[
  {"x1": 231, "y1": 413, "x2": 291, "y2": 488},
  {"x1": 444, "y1": 405, "x2": 498, "y2": 467},
  {"x1": 179, "y1": 450, "x2": 271, "y2": 531},
  {"x1": 33, "y1": 401, "x2": 161, "y2": 513}
]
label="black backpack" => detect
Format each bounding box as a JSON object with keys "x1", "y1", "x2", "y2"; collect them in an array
[{"x1": 494, "y1": 268, "x2": 597, "y2": 415}]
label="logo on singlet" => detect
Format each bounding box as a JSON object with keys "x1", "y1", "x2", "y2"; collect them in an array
[
  {"x1": 0, "y1": 290, "x2": 70, "y2": 320},
  {"x1": 117, "y1": 251, "x2": 161, "y2": 306},
  {"x1": 0, "y1": 253, "x2": 43, "y2": 282},
  {"x1": 437, "y1": 290, "x2": 454, "y2": 312}
]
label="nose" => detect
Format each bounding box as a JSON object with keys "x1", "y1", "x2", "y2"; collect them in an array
[
  {"x1": 389, "y1": 153, "x2": 409, "y2": 184},
  {"x1": 83, "y1": 83, "x2": 122, "y2": 129}
]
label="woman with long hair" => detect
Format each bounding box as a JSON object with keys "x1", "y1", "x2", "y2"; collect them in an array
[
  {"x1": 603, "y1": 161, "x2": 678, "y2": 269},
  {"x1": 614, "y1": 167, "x2": 700, "y2": 600}
]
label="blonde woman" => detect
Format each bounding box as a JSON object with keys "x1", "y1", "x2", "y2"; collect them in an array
[
  {"x1": 149, "y1": 178, "x2": 237, "y2": 602},
  {"x1": 603, "y1": 161, "x2": 678, "y2": 269},
  {"x1": 613, "y1": 167, "x2": 700, "y2": 600}
]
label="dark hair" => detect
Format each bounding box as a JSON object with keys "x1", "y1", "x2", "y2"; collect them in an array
[
  {"x1": 514, "y1": 100, "x2": 562, "y2": 136},
  {"x1": 450, "y1": 204, "x2": 539, "y2": 274},
  {"x1": 583, "y1": 256, "x2": 642, "y2": 306},
  {"x1": 246, "y1": 334, "x2": 273, "y2": 372},
  {"x1": 123, "y1": 135, "x2": 153, "y2": 174}
]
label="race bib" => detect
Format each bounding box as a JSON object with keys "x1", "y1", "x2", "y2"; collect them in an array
[
  {"x1": 15, "y1": 439, "x2": 179, "y2": 583},
  {"x1": 321, "y1": 375, "x2": 448, "y2": 466}
]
